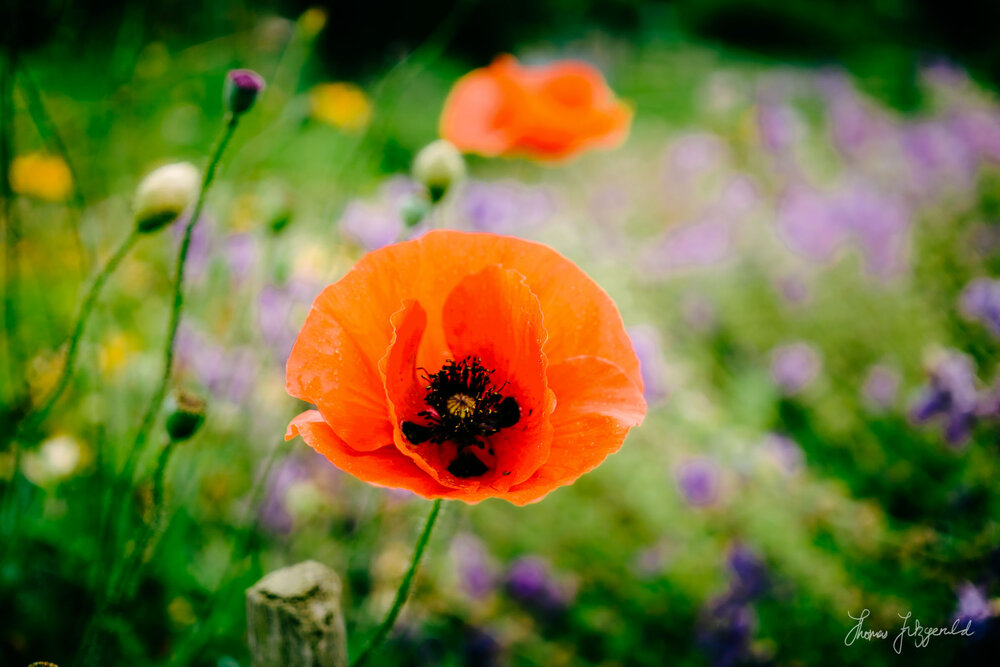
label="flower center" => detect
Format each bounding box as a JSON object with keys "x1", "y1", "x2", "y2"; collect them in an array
[
  {"x1": 401, "y1": 356, "x2": 520, "y2": 478},
  {"x1": 447, "y1": 393, "x2": 477, "y2": 419}
]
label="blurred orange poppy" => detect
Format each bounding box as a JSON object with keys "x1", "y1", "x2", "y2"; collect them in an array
[
  {"x1": 285, "y1": 230, "x2": 646, "y2": 505},
  {"x1": 440, "y1": 55, "x2": 632, "y2": 162}
]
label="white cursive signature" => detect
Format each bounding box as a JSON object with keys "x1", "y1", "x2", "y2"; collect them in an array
[{"x1": 845, "y1": 609, "x2": 975, "y2": 654}]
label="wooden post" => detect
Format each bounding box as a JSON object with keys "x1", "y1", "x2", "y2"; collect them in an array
[{"x1": 246, "y1": 560, "x2": 348, "y2": 667}]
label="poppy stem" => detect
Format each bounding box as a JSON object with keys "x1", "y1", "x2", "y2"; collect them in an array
[
  {"x1": 18, "y1": 63, "x2": 90, "y2": 271},
  {"x1": 17, "y1": 229, "x2": 140, "y2": 436},
  {"x1": 1, "y1": 49, "x2": 25, "y2": 406},
  {"x1": 127, "y1": 112, "x2": 240, "y2": 463},
  {"x1": 352, "y1": 498, "x2": 443, "y2": 667},
  {"x1": 75, "y1": 113, "x2": 240, "y2": 667},
  {"x1": 75, "y1": 435, "x2": 182, "y2": 667}
]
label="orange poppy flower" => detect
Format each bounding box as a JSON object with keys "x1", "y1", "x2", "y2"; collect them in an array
[
  {"x1": 285, "y1": 230, "x2": 646, "y2": 505},
  {"x1": 440, "y1": 55, "x2": 632, "y2": 162}
]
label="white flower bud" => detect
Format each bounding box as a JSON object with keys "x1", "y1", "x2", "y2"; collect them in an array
[
  {"x1": 413, "y1": 139, "x2": 465, "y2": 203},
  {"x1": 133, "y1": 162, "x2": 201, "y2": 233}
]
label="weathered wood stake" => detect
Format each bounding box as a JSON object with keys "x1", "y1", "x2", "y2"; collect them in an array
[{"x1": 246, "y1": 560, "x2": 348, "y2": 667}]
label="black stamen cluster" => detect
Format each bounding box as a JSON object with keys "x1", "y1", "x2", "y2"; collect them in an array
[{"x1": 401, "y1": 357, "x2": 520, "y2": 477}]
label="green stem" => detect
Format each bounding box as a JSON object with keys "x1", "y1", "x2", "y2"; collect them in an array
[
  {"x1": 18, "y1": 65, "x2": 86, "y2": 209},
  {"x1": 128, "y1": 113, "x2": 240, "y2": 461},
  {"x1": 1, "y1": 50, "x2": 22, "y2": 404},
  {"x1": 19, "y1": 229, "x2": 139, "y2": 435},
  {"x1": 76, "y1": 437, "x2": 180, "y2": 667},
  {"x1": 18, "y1": 64, "x2": 89, "y2": 270},
  {"x1": 77, "y1": 112, "x2": 241, "y2": 667},
  {"x1": 352, "y1": 498, "x2": 443, "y2": 667},
  {"x1": 118, "y1": 437, "x2": 178, "y2": 596}
]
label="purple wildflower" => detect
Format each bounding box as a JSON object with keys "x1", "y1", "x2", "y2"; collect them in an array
[
  {"x1": 953, "y1": 108, "x2": 1000, "y2": 165},
  {"x1": 960, "y1": 278, "x2": 1000, "y2": 337},
  {"x1": 258, "y1": 449, "x2": 343, "y2": 535},
  {"x1": 257, "y1": 283, "x2": 311, "y2": 365},
  {"x1": 338, "y1": 177, "x2": 422, "y2": 250},
  {"x1": 644, "y1": 218, "x2": 732, "y2": 274},
  {"x1": 976, "y1": 370, "x2": 1000, "y2": 419},
  {"x1": 776, "y1": 274, "x2": 810, "y2": 305},
  {"x1": 627, "y1": 324, "x2": 669, "y2": 403},
  {"x1": 172, "y1": 212, "x2": 214, "y2": 283},
  {"x1": 901, "y1": 119, "x2": 978, "y2": 200},
  {"x1": 675, "y1": 458, "x2": 719, "y2": 507},
  {"x1": 698, "y1": 599, "x2": 755, "y2": 667},
  {"x1": 820, "y1": 76, "x2": 888, "y2": 158},
  {"x1": 456, "y1": 180, "x2": 555, "y2": 234},
  {"x1": 776, "y1": 185, "x2": 850, "y2": 264},
  {"x1": 681, "y1": 293, "x2": 717, "y2": 333},
  {"x1": 449, "y1": 533, "x2": 499, "y2": 599},
  {"x1": 726, "y1": 544, "x2": 769, "y2": 603},
  {"x1": 258, "y1": 455, "x2": 311, "y2": 534},
  {"x1": 504, "y1": 556, "x2": 572, "y2": 616},
  {"x1": 910, "y1": 350, "x2": 979, "y2": 446},
  {"x1": 698, "y1": 544, "x2": 770, "y2": 666},
  {"x1": 225, "y1": 233, "x2": 258, "y2": 284},
  {"x1": 174, "y1": 324, "x2": 257, "y2": 403},
  {"x1": 663, "y1": 133, "x2": 729, "y2": 181},
  {"x1": 776, "y1": 182, "x2": 911, "y2": 276},
  {"x1": 833, "y1": 182, "x2": 910, "y2": 277},
  {"x1": 770, "y1": 342, "x2": 821, "y2": 395},
  {"x1": 714, "y1": 175, "x2": 759, "y2": 219},
  {"x1": 761, "y1": 433, "x2": 805, "y2": 476},
  {"x1": 862, "y1": 364, "x2": 900, "y2": 411},
  {"x1": 756, "y1": 101, "x2": 803, "y2": 154},
  {"x1": 955, "y1": 583, "x2": 992, "y2": 623},
  {"x1": 632, "y1": 541, "x2": 670, "y2": 579},
  {"x1": 921, "y1": 60, "x2": 971, "y2": 93}
]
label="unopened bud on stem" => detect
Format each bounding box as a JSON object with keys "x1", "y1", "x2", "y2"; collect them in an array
[
  {"x1": 225, "y1": 69, "x2": 266, "y2": 117},
  {"x1": 413, "y1": 139, "x2": 465, "y2": 203},
  {"x1": 165, "y1": 390, "x2": 206, "y2": 442},
  {"x1": 133, "y1": 162, "x2": 201, "y2": 233}
]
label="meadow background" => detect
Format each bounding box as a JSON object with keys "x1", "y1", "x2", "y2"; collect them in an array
[{"x1": 3, "y1": 0, "x2": 1000, "y2": 665}]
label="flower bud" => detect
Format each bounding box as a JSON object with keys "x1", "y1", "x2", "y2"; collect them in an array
[
  {"x1": 225, "y1": 69, "x2": 266, "y2": 116},
  {"x1": 413, "y1": 139, "x2": 465, "y2": 203},
  {"x1": 165, "y1": 391, "x2": 206, "y2": 442},
  {"x1": 401, "y1": 195, "x2": 431, "y2": 228},
  {"x1": 133, "y1": 162, "x2": 201, "y2": 233}
]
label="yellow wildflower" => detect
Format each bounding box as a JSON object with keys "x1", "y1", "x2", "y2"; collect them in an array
[
  {"x1": 310, "y1": 83, "x2": 372, "y2": 131},
  {"x1": 298, "y1": 7, "x2": 328, "y2": 38},
  {"x1": 10, "y1": 153, "x2": 73, "y2": 202},
  {"x1": 99, "y1": 331, "x2": 138, "y2": 376}
]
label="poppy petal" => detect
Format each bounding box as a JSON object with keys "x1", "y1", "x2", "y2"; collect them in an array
[
  {"x1": 440, "y1": 55, "x2": 632, "y2": 162},
  {"x1": 380, "y1": 299, "x2": 481, "y2": 491},
  {"x1": 512, "y1": 60, "x2": 632, "y2": 160},
  {"x1": 311, "y1": 231, "x2": 641, "y2": 388},
  {"x1": 285, "y1": 410, "x2": 454, "y2": 497},
  {"x1": 440, "y1": 66, "x2": 520, "y2": 156},
  {"x1": 503, "y1": 355, "x2": 646, "y2": 505},
  {"x1": 496, "y1": 240, "x2": 643, "y2": 391},
  {"x1": 442, "y1": 265, "x2": 555, "y2": 490},
  {"x1": 285, "y1": 291, "x2": 393, "y2": 450}
]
